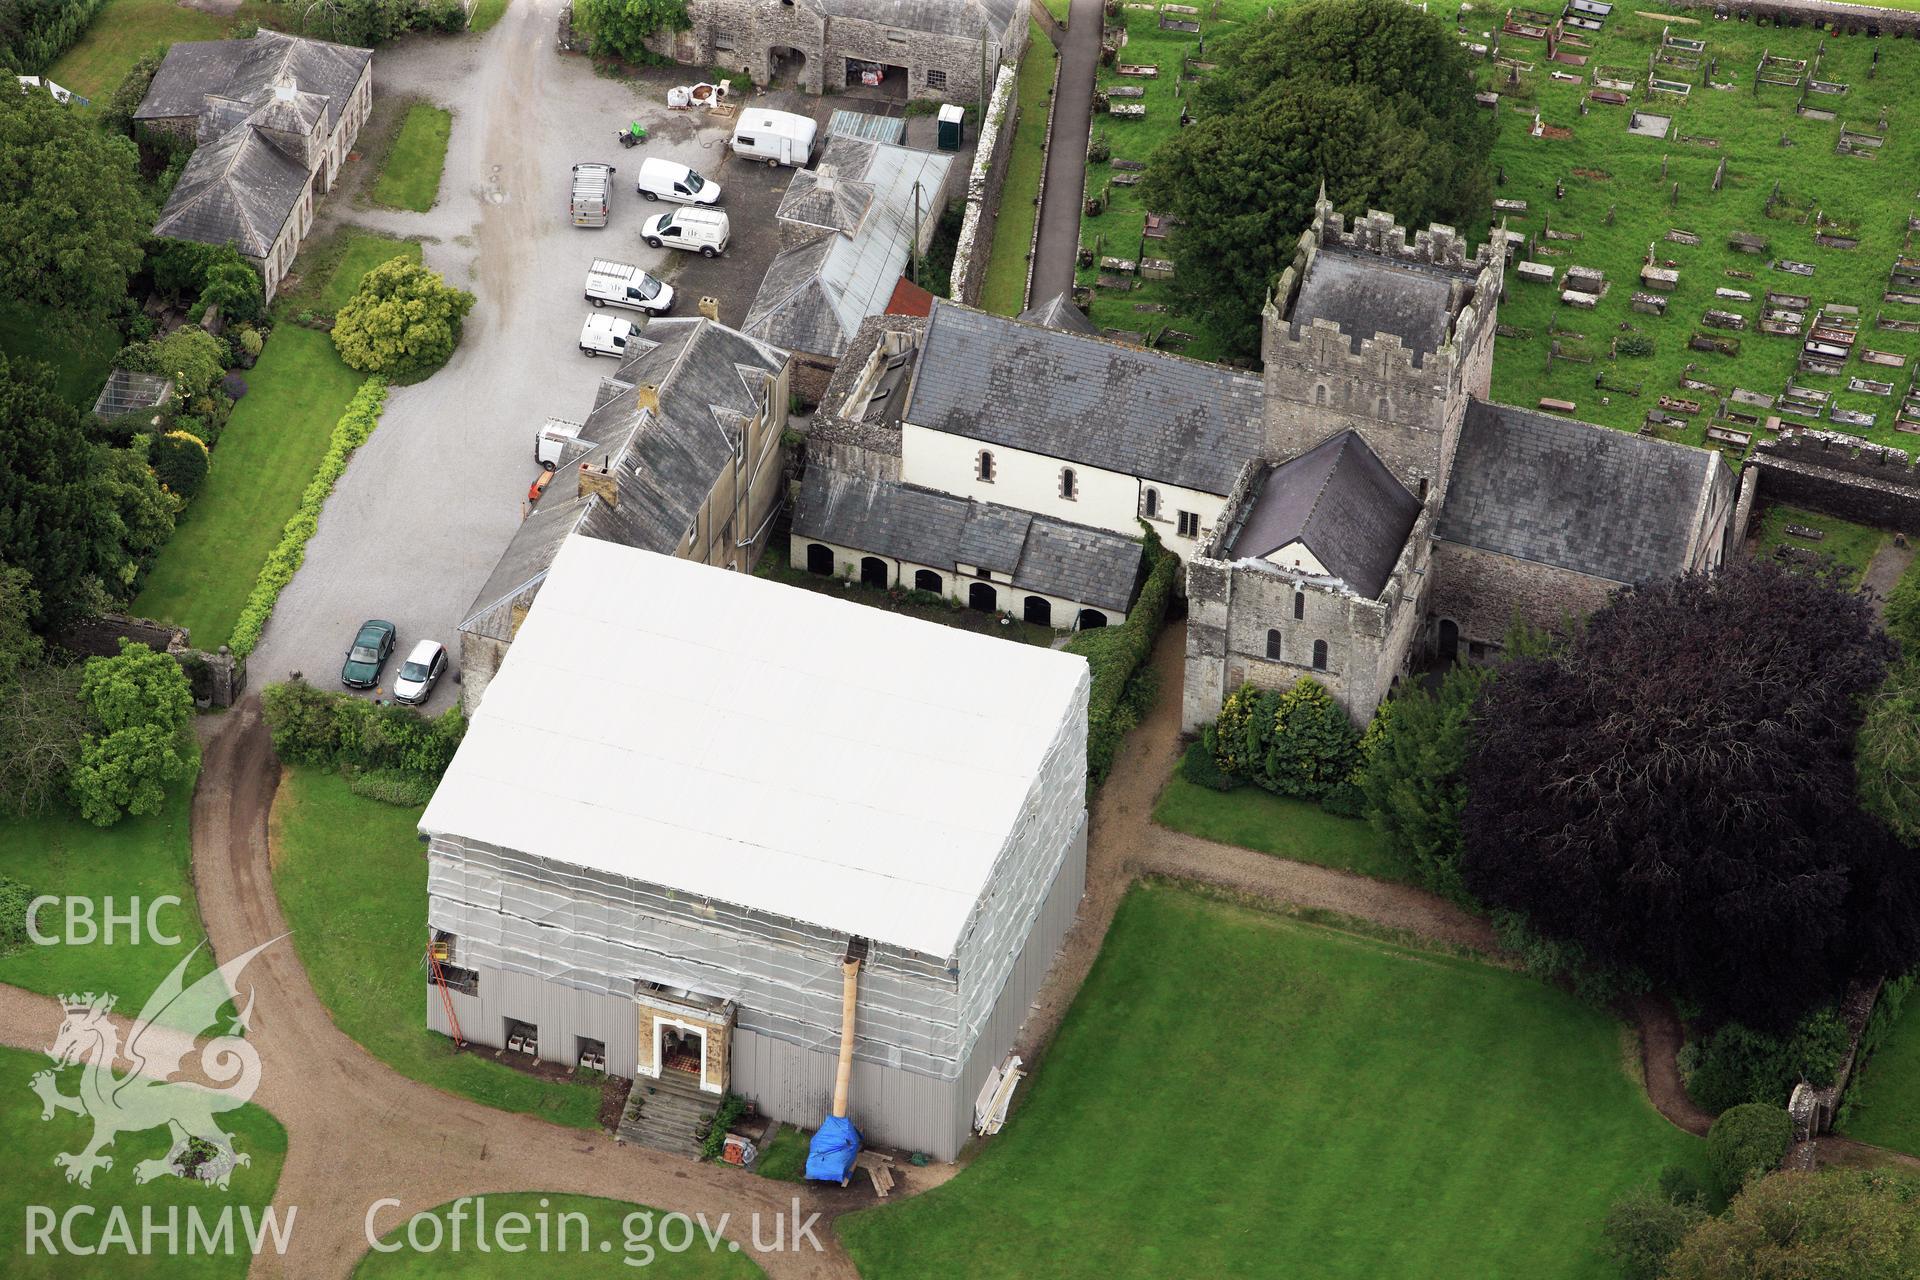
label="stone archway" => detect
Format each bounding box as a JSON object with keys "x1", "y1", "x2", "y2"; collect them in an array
[{"x1": 768, "y1": 45, "x2": 807, "y2": 86}]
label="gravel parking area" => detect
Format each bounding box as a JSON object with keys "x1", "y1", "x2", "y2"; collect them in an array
[{"x1": 247, "y1": 0, "x2": 828, "y2": 708}]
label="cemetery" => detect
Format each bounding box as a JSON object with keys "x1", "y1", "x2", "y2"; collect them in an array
[
  {"x1": 1481, "y1": 2, "x2": 1920, "y2": 457},
  {"x1": 1088, "y1": 0, "x2": 1920, "y2": 456}
]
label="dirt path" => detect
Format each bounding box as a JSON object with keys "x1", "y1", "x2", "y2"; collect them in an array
[
  {"x1": 1, "y1": 699, "x2": 855, "y2": 1279},
  {"x1": 1861, "y1": 540, "x2": 1914, "y2": 619},
  {"x1": 1627, "y1": 994, "x2": 1715, "y2": 1137}
]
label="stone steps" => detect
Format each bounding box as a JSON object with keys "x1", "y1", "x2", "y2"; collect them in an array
[{"x1": 616, "y1": 1072, "x2": 719, "y2": 1159}]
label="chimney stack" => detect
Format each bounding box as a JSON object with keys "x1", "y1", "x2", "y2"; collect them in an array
[
  {"x1": 578, "y1": 458, "x2": 618, "y2": 507},
  {"x1": 634, "y1": 382, "x2": 661, "y2": 415},
  {"x1": 697, "y1": 296, "x2": 721, "y2": 322}
]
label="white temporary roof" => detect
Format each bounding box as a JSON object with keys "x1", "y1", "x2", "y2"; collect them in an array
[{"x1": 420, "y1": 536, "x2": 1088, "y2": 959}]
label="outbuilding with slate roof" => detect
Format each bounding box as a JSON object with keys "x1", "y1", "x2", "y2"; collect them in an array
[
  {"x1": 790, "y1": 468, "x2": 1144, "y2": 629},
  {"x1": 136, "y1": 30, "x2": 373, "y2": 301},
  {"x1": 647, "y1": 0, "x2": 1025, "y2": 102},
  {"x1": 457, "y1": 318, "x2": 791, "y2": 711}
]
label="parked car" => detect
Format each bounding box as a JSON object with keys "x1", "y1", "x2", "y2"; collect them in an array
[
  {"x1": 580, "y1": 313, "x2": 638, "y2": 357},
  {"x1": 729, "y1": 110, "x2": 816, "y2": 167},
  {"x1": 642, "y1": 207, "x2": 729, "y2": 257},
  {"x1": 584, "y1": 259, "x2": 674, "y2": 313},
  {"x1": 571, "y1": 162, "x2": 615, "y2": 227},
  {"x1": 341, "y1": 619, "x2": 396, "y2": 689},
  {"x1": 391, "y1": 640, "x2": 448, "y2": 705},
  {"x1": 636, "y1": 157, "x2": 721, "y2": 205}
]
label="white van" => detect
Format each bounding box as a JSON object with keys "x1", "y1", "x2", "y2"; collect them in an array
[
  {"x1": 584, "y1": 259, "x2": 674, "y2": 313},
  {"x1": 580, "y1": 314, "x2": 637, "y2": 357},
  {"x1": 642, "y1": 207, "x2": 730, "y2": 257},
  {"x1": 571, "y1": 162, "x2": 615, "y2": 227},
  {"x1": 729, "y1": 110, "x2": 817, "y2": 168},
  {"x1": 636, "y1": 158, "x2": 721, "y2": 205}
]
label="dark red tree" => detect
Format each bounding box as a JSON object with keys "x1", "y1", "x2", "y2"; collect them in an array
[{"x1": 1461, "y1": 561, "x2": 1920, "y2": 1029}]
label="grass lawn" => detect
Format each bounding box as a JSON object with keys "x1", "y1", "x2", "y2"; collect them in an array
[
  {"x1": 752, "y1": 1125, "x2": 807, "y2": 1182},
  {"x1": 132, "y1": 326, "x2": 362, "y2": 648},
  {"x1": 0, "y1": 300, "x2": 120, "y2": 410},
  {"x1": 980, "y1": 24, "x2": 1056, "y2": 316},
  {"x1": 270, "y1": 767, "x2": 602, "y2": 1129},
  {"x1": 0, "y1": 1046, "x2": 287, "y2": 1278},
  {"x1": 754, "y1": 542, "x2": 1057, "y2": 645},
  {"x1": 467, "y1": 0, "x2": 511, "y2": 34},
  {"x1": 354, "y1": 1193, "x2": 764, "y2": 1276},
  {"x1": 1752, "y1": 503, "x2": 1887, "y2": 587},
  {"x1": 48, "y1": 0, "x2": 279, "y2": 103},
  {"x1": 840, "y1": 884, "x2": 1706, "y2": 1280},
  {"x1": 1152, "y1": 773, "x2": 1412, "y2": 882},
  {"x1": 1842, "y1": 996, "x2": 1920, "y2": 1159},
  {"x1": 372, "y1": 104, "x2": 453, "y2": 213},
  {"x1": 276, "y1": 228, "x2": 424, "y2": 317},
  {"x1": 0, "y1": 768, "x2": 223, "y2": 1030}
]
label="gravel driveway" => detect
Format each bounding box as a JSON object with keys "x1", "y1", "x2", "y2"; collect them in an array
[{"x1": 248, "y1": 0, "x2": 803, "y2": 709}]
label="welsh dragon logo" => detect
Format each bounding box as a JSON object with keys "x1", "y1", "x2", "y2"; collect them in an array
[{"x1": 31, "y1": 938, "x2": 281, "y2": 1190}]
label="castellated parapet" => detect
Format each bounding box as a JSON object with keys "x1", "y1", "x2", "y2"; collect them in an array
[{"x1": 1260, "y1": 196, "x2": 1504, "y2": 499}]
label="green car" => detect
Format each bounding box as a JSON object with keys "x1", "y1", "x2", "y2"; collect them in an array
[{"x1": 341, "y1": 619, "x2": 396, "y2": 689}]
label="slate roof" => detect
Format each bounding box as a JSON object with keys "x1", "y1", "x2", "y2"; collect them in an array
[
  {"x1": 905, "y1": 300, "x2": 1266, "y2": 495},
  {"x1": 1017, "y1": 292, "x2": 1098, "y2": 335},
  {"x1": 154, "y1": 123, "x2": 311, "y2": 257},
  {"x1": 1288, "y1": 246, "x2": 1471, "y2": 364},
  {"x1": 792, "y1": 469, "x2": 1143, "y2": 613},
  {"x1": 137, "y1": 30, "x2": 369, "y2": 131},
  {"x1": 747, "y1": 139, "x2": 952, "y2": 359},
  {"x1": 1227, "y1": 431, "x2": 1419, "y2": 599},
  {"x1": 138, "y1": 31, "x2": 371, "y2": 256},
  {"x1": 460, "y1": 319, "x2": 789, "y2": 635},
  {"x1": 818, "y1": 0, "x2": 1022, "y2": 40},
  {"x1": 1437, "y1": 401, "x2": 1724, "y2": 583}
]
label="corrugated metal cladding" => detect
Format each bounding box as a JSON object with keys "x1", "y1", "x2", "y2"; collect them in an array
[{"x1": 429, "y1": 820, "x2": 1087, "y2": 1160}]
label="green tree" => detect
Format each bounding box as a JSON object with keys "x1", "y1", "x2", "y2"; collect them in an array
[
  {"x1": 1859, "y1": 657, "x2": 1920, "y2": 844},
  {"x1": 574, "y1": 0, "x2": 691, "y2": 62},
  {"x1": 198, "y1": 254, "x2": 265, "y2": 325},
  {"x1": 0, "y1": 74, "x2": 148, "y2": 318},
  {"x1": 1705, "y1": 1104, "x2": 1794, "y2": 1197},
  {"x1": 1141, "y1": 0, "x2": 1491, "y2": 356},
  {"x1": 0, "y1": 563, "x2": 42, "y2": 687},
  {"x1": 1260, "y1": 677, "x2": 1360, "y2": 799},
  {"x1": 1601, "y1": 1186, "x2": 1706, "y2": 1280},
  {"x1": 331, "y1": 257, "x2": 475, "y2": 383},
  {"x1": 1664, "y1": 1169, "x2": 1920, "y2": 1280},
  {"x1": 1360, "y1": 662, "x2": 1489, "y2": 900},
  {"x1": 69, "y1": 639, "x2": 193, "y2": 826},
  {"x1": 116, "y1": 326, "x2": 227, "y2": 402},
  {"x1": 0, "y1": 356, "x2": 122, "y2": 628},
  {"x1": 93, "y1": 438, "x2": 177, "y2": 589}
]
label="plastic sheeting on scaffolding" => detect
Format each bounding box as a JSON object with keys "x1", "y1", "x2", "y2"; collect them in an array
[{"x1": 805, "y1": 1115, "x2": 862, "y2": 1183}]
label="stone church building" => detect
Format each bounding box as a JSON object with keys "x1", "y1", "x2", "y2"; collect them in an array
[{"x1": 1183, "y1": 197, "x2": 1737, "y2": 730}]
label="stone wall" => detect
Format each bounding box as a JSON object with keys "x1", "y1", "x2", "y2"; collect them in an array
[
  {"x1": 56, "y1": 613, "x2": 247, "y2": 707},
  {"x1": 1682, "y1": 0, "x2": 1920, "y2": 36},
  {"x1": 1427, "y1": 540, "x2": 1617, "y2": 647},
  {"x1": 1749, "y1": 431, "x2": 1920, "y2": 533},
  {"x1": 949, "y1": 62, "x2": 1021, "y2": 308}
]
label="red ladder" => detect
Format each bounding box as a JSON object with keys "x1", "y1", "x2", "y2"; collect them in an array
[{"x1": 426, "y1": 940, "x2": 466, "y2": 1048}]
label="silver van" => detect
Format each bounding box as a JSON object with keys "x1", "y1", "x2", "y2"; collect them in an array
[{"x1": 571, "y1": 162, "x2": 615, "y2": 227}]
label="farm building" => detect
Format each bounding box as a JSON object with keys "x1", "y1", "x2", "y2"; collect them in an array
[{"x1": 419, "y1": 535, "x2": 1089, "y2": 1160}]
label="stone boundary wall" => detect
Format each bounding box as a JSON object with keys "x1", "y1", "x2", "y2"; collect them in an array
[
  {"x1": 949, "y1": 63, "x2": 1022, "y2": 308},
  {"x1": 56, "y1": 612, "x2": 248, "y2": 707},
  {"x1": 1022, "y1": 49, "x2": 1065, "y2": 313},
  {"x1": 1749, "y1": 431, "x2": 1920, "y2": 533},
  {"x1": 1678, "y1": 0, "x2": 1920, "y2": 36},
  {"x1": 1030, "y1": 0, "x2": 1066, "y2": 48},
  {"x1": 1788, "y1": 979, "x2": 1882, "y2": 1140}
]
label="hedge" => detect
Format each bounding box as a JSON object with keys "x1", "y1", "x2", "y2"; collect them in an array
[
  {"x1": 228, "y1": 379, "x2": 387, "y2": 656},
  {"x1": 1705, "y1": 1104, "x2": 1793, "y2": 1196},
  {"x1": 1, "y1": 0, "x2": 112, "y2": 76},
  {"x1": 260, "y1": 679, "x2": 464, "y2": 779},
  {"x1": 1063, "y1": 531, "x2": 1177, "y2": 784}
]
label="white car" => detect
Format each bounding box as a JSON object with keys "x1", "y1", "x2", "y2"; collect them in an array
[
  {"x1": 636, "y1": 157, "x2": 721, "y2": 205},
  {"x1": 580, "y1": 314, "x2": 637, "y2": 357},
  {"x1": 391, "y1": 640, "x2": 448, "y2": 705}
]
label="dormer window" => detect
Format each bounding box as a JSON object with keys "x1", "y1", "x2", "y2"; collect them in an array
[{"x1": 976, "y1": 449, "x2": 995, "y2": 482}]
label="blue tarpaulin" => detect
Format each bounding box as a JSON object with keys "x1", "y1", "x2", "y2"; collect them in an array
[{"x1": 805, "y1": 1115, "x2": 862, "y2": 1182}]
